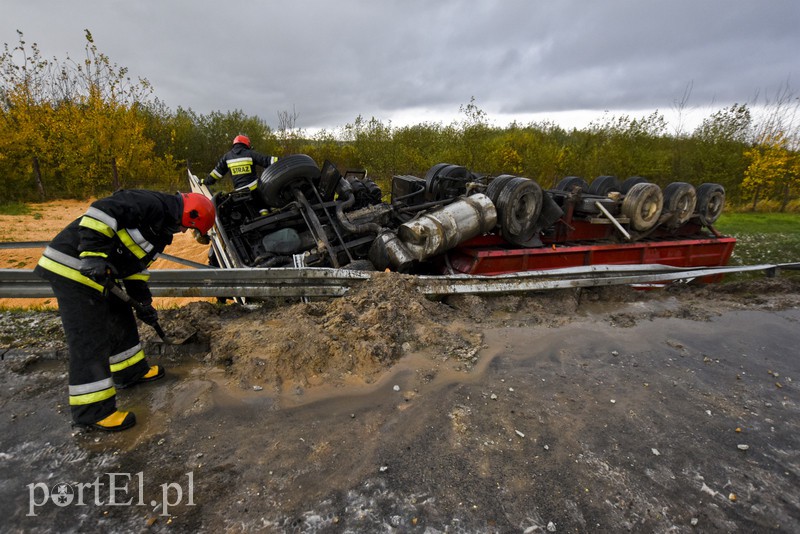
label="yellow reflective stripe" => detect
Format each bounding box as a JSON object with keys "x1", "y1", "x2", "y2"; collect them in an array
[
  {"x1": 79, "y1": 216, "x2": 115, "y2": 238},
  {"x1": 117, "y1": 229, "x2": 148, "y2": 259},
  {"x1": 85, "y1": 206, "x2": 119, "y2": 231},
  {"x1": 69, "y1": 387, "x2": 116, "y2": 406},
  {"x1": 123, "y1": 272, "x2": 150, "y2": 282},
  {"x1": 246, "y1": 179, "x2": 258, "y2": 191},
  {"x1": 109, "y1": 349, "x2": 145, "y2": 373},
  {"x1": 70, "y1": 377, "x2": 114, "y2": 395},
  {"x1": 37, "y1": 256, "x2": 104, "y2": 292},
  {"x1": 110, "y1": 343, "x2": 142, "y2": 364},
  {"x1": 126, "y1": 229, "x2": 154, "y2": 254},
  {"x1": 79, "y1": 251, "x2": 108, "y2": 258},
  {"x1": 211, "y1": 169, "x2": 223, "y2": 179}
]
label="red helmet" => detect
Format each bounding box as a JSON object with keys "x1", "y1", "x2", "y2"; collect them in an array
[
  {"x1": 181, "y1": 193, "x2": 216, "y2": 235},
  {"x1": 232, "y1": 135, "x2": 251, "y2": 148}
]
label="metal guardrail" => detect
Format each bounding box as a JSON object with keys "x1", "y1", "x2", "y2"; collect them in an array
[
  {"x1": 416, "y1": 263, "x2": 799, "y2": 294},
  {"x1": 1, "y1": 263, "x2": 798, "y2": 299}
]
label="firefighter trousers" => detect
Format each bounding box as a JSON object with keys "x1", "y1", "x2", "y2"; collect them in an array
[{"x1": 49, "y1": 276, "x2": 152, "y2": 425}]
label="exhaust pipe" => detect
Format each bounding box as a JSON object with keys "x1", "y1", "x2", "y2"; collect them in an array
[{"x1": 397, "y1": 193, "x2": 497, "y2": 261}]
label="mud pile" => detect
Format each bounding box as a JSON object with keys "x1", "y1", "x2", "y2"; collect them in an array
[
  {"x1": 170, "y1": 272, "x2": 484, "y2": 390},
  {"x1": 4, "y1": 275, "x2": 799, "y2": 392}
]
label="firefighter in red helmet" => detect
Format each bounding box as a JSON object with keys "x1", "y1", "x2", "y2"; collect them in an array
[
  {"x1": 203, "y1": 134, "x2": 276, "y2": 191},
  {"x1": 35, "y1": 190, "x2": 215, "y2": 432}
]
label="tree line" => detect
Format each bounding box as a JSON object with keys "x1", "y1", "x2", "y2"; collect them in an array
[{"x1": 1, "y1": 31, "x2": 798, "y2": 210}]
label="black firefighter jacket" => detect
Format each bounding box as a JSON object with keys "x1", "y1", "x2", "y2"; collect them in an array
[
  {"x1": 35, "y1": 189, "x2": 183, "y2": 303},
  {"x1": 206, "y1": 144, "x2": 274, "y2": 190}
]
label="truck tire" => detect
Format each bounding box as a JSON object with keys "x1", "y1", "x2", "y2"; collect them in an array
[
  {"x1": 621, "y1": 182, "x2": 663, "y2": 231},
  {"x1": 258, "y1": 154, "x2": 321, "y2": 208},
  {"x1": 427, "y1": 164, "x2": 470, "y2": 201},
  {"x1": 422, "y1": 163, "x2": 450, "y2": 201},
  {"x1": 496, "y1": 177, "x2": 543, "y2": 245},
  {"x1": 555, "y1": 176, "x2": 589, "y2": 193},
  {"x1": 663, "y1": 182, "x2": 697, "y2": 226},
  {"x1": 589, "y1": 175, "x2": 621, "y2": 196},
  {"x1": 621, "y1": 176, "x2": 648, "y2": 194},
  {"x1": 694, "y1": 183, "x2": 725, "y2": 226},
  {"x1": 486, "y1": 174, "x2": 516, "y2": 205}
]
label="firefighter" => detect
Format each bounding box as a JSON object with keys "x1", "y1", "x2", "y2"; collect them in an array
[
  {"x1": 202, "y1": 134, "x2": 276, "y2": 191},
  {"x1": 34, "y1": 190, "x2": 216, "y2": 432}
]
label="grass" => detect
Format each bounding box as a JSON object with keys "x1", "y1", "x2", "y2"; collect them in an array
[
  {"x1": 714, "y1": 212, "x2": 800, "y2": 270},
  {"x1": 0, "y1": 202, "x2": 33, "y2": 216},
  {"x1": 715, "y1": 212, "x2": 800, "y2": 235}
]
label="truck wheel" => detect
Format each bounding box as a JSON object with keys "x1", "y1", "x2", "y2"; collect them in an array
[
  {"x1": 422, "y1": 163, "x2": 450, "y2": 201},
  {"x1": 427, "y1": 164, "x2": 470, "y2": 201},
  {"x1": 258, "y1": 154, "x2": 320, "y2": 208},
  {"x1": 663, "y1": 182, "x2": 697, "y2": 226},
  {"x1": 589, "y1": 175, "x2": 621, "y2": 196},
  {"x1": 486, "y1": 174, "x2": 516, "y2": 205},
  {"x1": 496, "y1": 177, "x2": 543, "y2": 245},
  {"x1": 694, "y1": 183, "x2": 725, "y2": 226},
  {"x1": 621, "y1": 182, "x2": 663, "y2": 231},
  {"x1": 621, "y1": 176, "x2": 648, "y2": 194},
  {"x1": 555, "y1": 176, "x2": 589, "y2": 193}
]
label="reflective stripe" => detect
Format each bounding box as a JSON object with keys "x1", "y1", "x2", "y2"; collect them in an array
[
  {"x1": 270, "y1": 156, "x2": 278, "y2": 164},
  {"x1": 69, "y1": 378, "x2": 115, "y2": 406},
  {"x1": 70, "y1": 387, "x2": 116, "y2": 406},
  {"x1": 79, "y1": 251, "x2": 108, "y2": 258},
  {"x1": 79, "y1": 215, "x2": 115, "y2": 238},
  {"x1": 85, "y1": 207, "x2": 119, "y2": 232},
  {"x1": 37, "y1": 254, "x2": 104, "y2": 292},
  {"x1": 123, "y1": 271, "x2": 151, "y2": 282},
  {"x1": 237, "y1": 179, "x2": 258, "y2": 191},
  {"x1": 210, "y1": 169, "x2": 223, "y2": 179},
  {"x1": 126, "y1": 228, "x2": 154, "y2": 254},
  {"x1": 69, "y1": 377, "x2": 114, "y2": 396},
  {"x1": 117, "y1": 229, "x2": 152, "y2": 259},
  {"x1": 43, "y1": 246, "x2": 83, "y2": 269},
  {"x1": 227, "y1": 157, "x2": 253, "y2": 165},
  {"x1": 109, "y1": 348, "x2": 145, "y2": 373},
  {"x1": 109, "y1": 343, "x2": 143, "y2": 365}
]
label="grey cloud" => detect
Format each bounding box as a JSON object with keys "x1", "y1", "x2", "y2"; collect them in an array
[{"x1": 1, "y1": 0, "x2": 798, "y2": 129}]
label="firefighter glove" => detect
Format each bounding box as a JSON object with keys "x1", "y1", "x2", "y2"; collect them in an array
[
  {"x1": 202, "y1": 176, "x2": 216, "y2": 186},
  {"x1": 79, "y1": 256, "x2": 111, "y2": 283},
  {"x1": 136, "y1": 303, "x2": 159, "y2": 326},
  {"x1": 193, "y1": 228, "x2": 211, "y2": 245}
]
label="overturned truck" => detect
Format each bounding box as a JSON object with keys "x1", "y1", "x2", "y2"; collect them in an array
[{"x1": 189, "y1": 156, "x2": 734, "y2": 278}]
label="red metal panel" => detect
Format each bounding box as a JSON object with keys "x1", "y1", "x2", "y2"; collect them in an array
[{"x1": 442, "y1": 236, "x2": 737, "y2": 278}]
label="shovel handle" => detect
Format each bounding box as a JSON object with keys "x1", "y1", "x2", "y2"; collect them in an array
[{"x1": 106, "y1": 283, "x2": 171, "y2": 343}]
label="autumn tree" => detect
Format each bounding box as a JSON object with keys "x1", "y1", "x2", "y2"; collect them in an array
[
  {"x1": 0, "y1": 30, "x2": 173, "y2": 199},
  {"x1": 744, "y1": 84, "x2": 800, "y2": 210}
]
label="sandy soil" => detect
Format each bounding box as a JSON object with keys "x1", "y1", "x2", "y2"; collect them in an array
[{"x1": 1, "y1": 200, "x2": 799, "y2": 532}]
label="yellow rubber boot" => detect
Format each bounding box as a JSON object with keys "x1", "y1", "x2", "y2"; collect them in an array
[
  {"x1": 141, "y1": 365, "x2": 165, "y2": 383},
  {"x1": 116, "y1": 365, "x2": 165, "y2": 389},
  {"x1": 89, "y1": 410, "x2": 136, "y2": 432}
]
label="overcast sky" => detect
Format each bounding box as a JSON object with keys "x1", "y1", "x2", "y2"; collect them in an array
[{"x1": 3, "y1": 0, "x2": 799, "y2": 133}]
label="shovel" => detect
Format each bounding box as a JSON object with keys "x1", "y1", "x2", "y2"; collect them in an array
[{"x1": 105, "y1": 283, "x2": 196, "y2": 345}]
